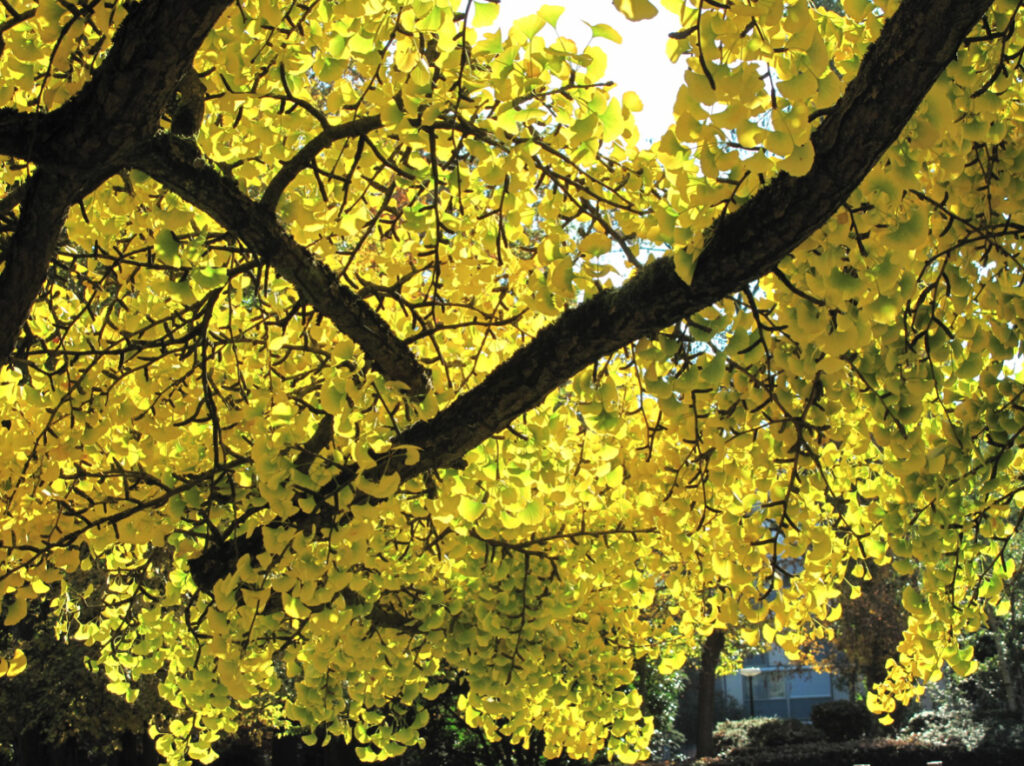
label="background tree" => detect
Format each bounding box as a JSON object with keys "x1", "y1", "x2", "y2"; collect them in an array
[
  {"x1": 900, "y1": 529, "x2": 1024, "y2": 749},
  {"x1": 0, "y1": 601, "x2": 164, "y2": 766},
  {"x1": 1, "y1": 1, "x2": 1021, "y2": 764},
  {"x1": 632, "y1": 657, "x2": 689, "y2": 761},
  {"x1": 802, "y1": 562, "x2": 909, "y2": 695}
]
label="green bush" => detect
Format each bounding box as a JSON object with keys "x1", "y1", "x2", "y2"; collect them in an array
[
  {"x1": 978, "y1": 712, "x2": 1024, "y2": 752},
  {"x1": 713, "y1": 717, "x2": 823, "y2": 755},
  {"x1": 900, "y1": 698, "x2": 987, "y2": 750},
  {"x1": 748, "y1": 718, "x2": 825, "y2": 749},
  {"x1": 810, "y1": 700, "x2": 876, "y2": 741},
  {"x1": 713, "y1": 717, "x2": 780, "y2": 754}
]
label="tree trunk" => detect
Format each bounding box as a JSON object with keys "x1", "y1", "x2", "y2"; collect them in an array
[
  {"x1": 987, "y1": 604, "x2": 1020, "y2": 717},
  {"x1": 696, "y1": 628, "x2": 727, "y2": 758}
]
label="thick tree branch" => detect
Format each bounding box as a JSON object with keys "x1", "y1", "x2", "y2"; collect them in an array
[
  {"x1": 0, "y1": 171, "x2": 80, "y2": 363},
  {"x1": 0, "y1": 0, "x2": 230, "y2": 365},
  {"x1": 389, "y1": 0, "x2": 994, "y2": 471},
  {"x1": 0, "y1": 180, "x2": 26, "y2": 220},
  {"x1": 0, "y1": 109, "x2": 45, "y2": 160},
  {"x1": 1, "y1": 0, "x2": 230, "y2": 168},
  {"x1": 192, "y1": 0, "x2": 994, "y2": 585},
  {"x1": 132, "y1": 133, "x2": 430, "y2": 396}
]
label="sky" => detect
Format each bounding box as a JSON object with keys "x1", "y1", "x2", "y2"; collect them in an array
[{"x1": 486, "y1": 0, "x2": 682, "y2": 141}]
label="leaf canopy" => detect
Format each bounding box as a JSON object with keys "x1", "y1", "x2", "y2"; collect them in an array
[{"x1": 0, "y1": 0, "x2": 1021, "y2": 762}]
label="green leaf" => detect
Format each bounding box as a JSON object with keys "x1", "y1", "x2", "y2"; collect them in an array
[
  {"x1": 511, "y1": 14, "x2": 546, "y2": 40},
  {"x1": 348, "y1": 34, "x2": 376, "y2": 55},
  {"x1": 154, "y1": 229, "x2": 180, "y2": 265},
  {"x1": 283, "y1": 594, "x2": 310, "y2": 620},
  {"x1": 472, "y1": 1, "x2": 500, "y2": 27},
  {"x1": 901, "y1": 586, "x2": 928, "y2": 617},
  {"x1": 519, "y1": 500, "x2": 544, "y2": 525},
  {"x1": 673, "y1": 249, "x2": 695, "y2": 285},
  {"x1": 191, "y1": 266, "x2": 228, "y2": 291},
  {"x1": 538, "y1": 5, "x2": 564, "y2": 28},
  {"x1": 458, "y1": 496, "x2": 486, "y2": 523},
  {"x1": 381, "y1": 99, "x2": 404, "y2": 128},
  {"x1": 587, "y1": 23, "x2": 623, "y2": 44}
]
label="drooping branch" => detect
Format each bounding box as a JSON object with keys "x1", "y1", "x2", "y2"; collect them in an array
[
  {"x1": 132, "y1": 133, "x2": 431, "y2": 396},
  {"x1": 191, "y1": 0, "x2": 995, "y2": 584}
]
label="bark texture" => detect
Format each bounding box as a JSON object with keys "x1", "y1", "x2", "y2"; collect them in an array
[{"x1": 697, "y1": 629, "x2": 727, "y2": 758}]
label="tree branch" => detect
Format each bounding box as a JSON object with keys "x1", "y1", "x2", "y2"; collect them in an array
[
  {"x1": 132, "y1": 133, "x2": 430, "y2": 396},
  {"x1": 388, "y1": 0, "x2": 995, "y2": 473},
  {"x1": 0, "y1": 171, "x2": 80, "y2": 363},
  {"x1": 0, "y1": 0, "x2": 231, "y2": 365},
  {"x1": 0, "y1": 109, "x2": 45, "y2": 160},
  {"x1": 2, "y1": 0, "x2": 231, "y2": 168},
  {"x1": 260, "y1": 114, "x2": 496, "y2": 212},
  {"x1": 261, "y1": 115, "x2": 383, "y2": 211},
  {"x1": 188, "y1": 0, "x2": 994, "y2": 584}
]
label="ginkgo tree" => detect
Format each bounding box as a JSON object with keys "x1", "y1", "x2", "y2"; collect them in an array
[{"x1": 1, "y1": 0, "x2": 1022, "y2": 763}]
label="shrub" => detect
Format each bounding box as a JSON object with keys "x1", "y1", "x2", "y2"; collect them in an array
[
  {"x1": 692, "y1": 737, "x2": 1024, "y2": 766},
  {"x1": 713, "y1": 717, "x2": 823, "y2": 755},
  {"x1": 713, "y1": 717, "x2": 779, "y2": 754},
  {"x1": 900, "y1": 697, "x2": 986, "y2": 750},
  {"x1": 810, "y1": 700, "x2": 876, "y2": 741},
  {"x1": 978, "y1": 712, "x2": 1024, "y2": 752},
  {"x1": 747, "y1": 718, "x2": 825, "y2": 749}
]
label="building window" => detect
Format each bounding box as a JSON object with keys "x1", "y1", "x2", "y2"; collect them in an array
[
  {"x1": 753, "y1": 670, "x2": 787, "y2": 700},
  {"x1": 789, "y1": 670, "x2": 832, "y2": 699}
]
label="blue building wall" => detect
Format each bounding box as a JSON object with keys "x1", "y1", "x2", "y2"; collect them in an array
[{"x1": 720, "y1": 648, "x2": 848, "y2": 721}]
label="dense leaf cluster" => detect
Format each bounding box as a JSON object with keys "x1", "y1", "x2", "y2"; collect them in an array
[{"x1": 1, "y1": 0, "x2": 1023, "y2": 763}]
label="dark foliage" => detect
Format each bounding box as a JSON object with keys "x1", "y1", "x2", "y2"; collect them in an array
[
  {"x1": 634, "y1": 659, "x2": 689, "y2": 761},
  {"x1": 384, "y1": 683, "x2": 573, "y2": 766},
  {"x1": 0, "y1": 604, "x2": 163, "y2": 766},
  {"x1": 810, "y1": 700, "x2": 877, "y2": 742},
  {"x1": 803, "y1": 563, "x2": 908, "y2": 692},
  {"x1": 689, "y1": 737, "x2": 1024, "y2": 766}
]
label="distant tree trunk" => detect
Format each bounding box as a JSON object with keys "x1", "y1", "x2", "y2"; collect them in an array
[
  {"x1": 696, "y1": 628, "x2": 726, "y2": 758},
  {"x1": 986, "y1": 604, "x2": 1021, "y2": 717}
]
